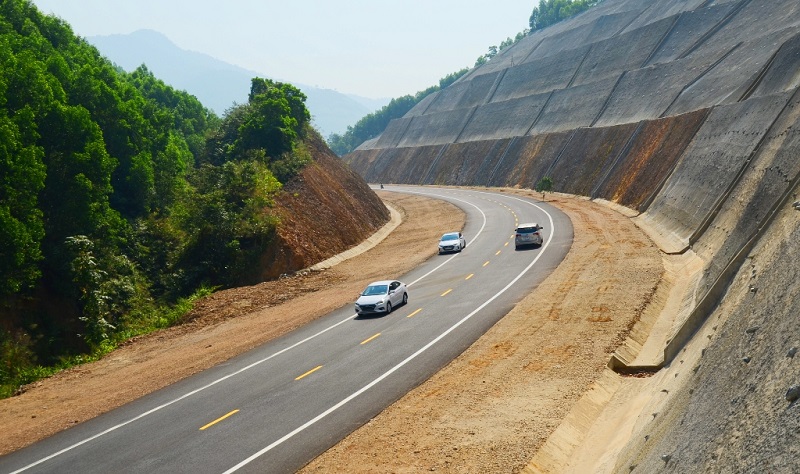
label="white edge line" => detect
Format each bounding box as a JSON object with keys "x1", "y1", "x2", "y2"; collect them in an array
[
  {"x1": 406, "y1": 191, "x2": 487, "y2": 287},
  {"x1": 223, "y1": 195, "x2": 555, "y2": 472},
  {"x1": 10, "y1": 315, "x2": 356, "y2": 474},
  {"x1": 10, "y1": 189, "x2": 487, "y2": 473}
]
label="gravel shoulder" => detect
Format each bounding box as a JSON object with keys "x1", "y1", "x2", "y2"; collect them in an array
[{"x1": 0, "y1": 189, "x2": 663, "y2": 474}]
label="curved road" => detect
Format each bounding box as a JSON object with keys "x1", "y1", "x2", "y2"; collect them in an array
[{"x1": 0, "y1": 186, "x2": 572, "y2": 474}]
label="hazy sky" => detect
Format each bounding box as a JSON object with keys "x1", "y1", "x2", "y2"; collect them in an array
[{"x1": 30, "y1": 0, "x2": 534, "y2": 99}]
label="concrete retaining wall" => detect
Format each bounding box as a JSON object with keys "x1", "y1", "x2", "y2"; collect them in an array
[
  {"x1": 492, "y1": 47, "x2": 587, "y2": 101},
  {"x1": 640, "y1": 92, "x2": 791, "y2": 250},
  {"x1": 396, "y1": 108, "x2": 474, "y2": 147},
  {"x1": 667, "y1": 28, "x2": 800, "y2": 115},
  {"x1": 422, "y1": 81, "x2": 470, "y2": 115},
  {"x1": 487, "y1": 133, "x2": 569, "y2": 189},
  {"x1": 340, "y1": 1, "x2": 800, "y2": 470},
  {"x1": 404, "y1": 91, "x2": 438, "y2": 118},
  {"x1": 546, "y1": 124, "x2": 639, "y2": 196},
  {"x1": 424, "y1": 139, "x2": 512, "y2": 186},
  {"x1": 594, "y1": 110, "x2": 709, "y2": 211},
  {"x1": 459, "y1": 94, "x2": 549, "y2": 142},
  {"x1": 643, "y1": 3, "x2": 736, "y2": 65},
  {"x1": 530, "y1": 77, "x2": 617, "y2": 134},
  {"x1": 750, "y1": 32, "x2": 800, "y2": 97},
  {"x1": 693, "y1": 88, "x2": 800, "y2": 291},
  {"x1": 374, "y1": 117, "x2": 413, "y2": 149},
  {"x1": 571, "y1": 16, "x2": 675, "y2": 87},
  {"x1": 622, "y1": 0, "x2": 708, "y2": 34},
  {"x1": 593, "y1": 57, "x2": 712, "y2": 127},
  {"x1": 454, "y1": 70, "x2": 501, "y2": 109}
]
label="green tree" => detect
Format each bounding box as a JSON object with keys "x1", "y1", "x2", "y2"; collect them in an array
[
  {"x1": 529, "y1": 0, "x2": 600, "y2": 31},
  {"x1": 0, "y1": 0, "x2": 311, "y2": 394},
  {"x1": 535, "y1": 176, "x2": 554, "y2": 200},
  {"x1": 234, "y1": 78, "x2": 309, "y2": 159},
  {"x1": 0, "y1": 112, "x2": 45, "y2": 295},
  {"x1": 173, "y1": 160, "x2": 281, "y2": 289}
]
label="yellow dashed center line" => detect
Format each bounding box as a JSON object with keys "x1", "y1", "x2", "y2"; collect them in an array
[
  {"x1": 295, "y1": 365, "x2": 323, "y2": 380},
  {"x1": 441, "y1": 289, "x2": 453, "y2": 297},
  {"x1": 199, "y1": 409, "x2": 239, "y2": 431},
  {"x1": 465, "y1": 273, "x2": 474, "y2": 280},
  {"x1": 483, "y1": 261, "x2": 490, "y2": 267},
  {"x1": 361, "y1": 333, "x2": 381, "y2": 345},
  {"x1": 407, "y1": 308, "x2": 422, "y2": 318},
  {"x1": 504, "y1": 242, "x2": 509, "y2": 247},
  {"x1": 496, "y1": 250, "x2": 502, "y2": 256}
]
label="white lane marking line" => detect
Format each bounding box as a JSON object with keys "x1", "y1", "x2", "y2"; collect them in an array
[
  {"x1": 8, "y1": 311, "x2": 358, "y2": 474},
  {"x1": 10, "y1": 188, "x2": 490, "y2": 472},
  {"x1": 223, "y1": 194, "x2": 556, "y2": 472},
  {"x1": 405, "y1": 192, "x2": 487, "y2": 287}
]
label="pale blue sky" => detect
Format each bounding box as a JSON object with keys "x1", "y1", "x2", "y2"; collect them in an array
[{"x1": 31, "y1": 0, "x2": 534, "y2": 99}]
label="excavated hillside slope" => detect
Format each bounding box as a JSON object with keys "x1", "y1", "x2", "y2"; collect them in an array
[
  {"x1": 344, "y1": 0, "x2": 800, "y2": 471},
  {"x1": 257, "y1": 131, "x2": 389, "y2": 282}
]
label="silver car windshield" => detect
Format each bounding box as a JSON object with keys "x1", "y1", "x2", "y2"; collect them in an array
[
  {"x1": 441, "y1": 234, "x2": 458, "y2": 241},
  {"x1": 363, "y1": 285, "x2": 388, "y2": 296}
]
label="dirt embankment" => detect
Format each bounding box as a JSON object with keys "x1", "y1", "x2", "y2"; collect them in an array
[
  {"x1": 252, "y1": 132, "x2": 390, "y2": 282},
  {"x1": 0, "y1": 189, "x2": 663, "y2": 474}
]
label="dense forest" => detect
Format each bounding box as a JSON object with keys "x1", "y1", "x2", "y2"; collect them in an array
[
  {"x1": 326, "y1": 0, "x2": 601, "y2": 156},
  {"x1": 0, "y1": 0, "x2": 311, "y2": 396}
]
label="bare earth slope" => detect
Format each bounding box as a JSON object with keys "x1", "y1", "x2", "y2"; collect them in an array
[{"x1": 0, "y1": 189, "x2": 662, "y2": 474}]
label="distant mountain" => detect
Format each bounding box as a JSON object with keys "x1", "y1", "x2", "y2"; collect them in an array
[{"x1": 87, "y1": 29, "x2": 388, "y2": 137}]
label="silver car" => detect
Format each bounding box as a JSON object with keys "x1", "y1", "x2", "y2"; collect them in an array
[
  {"x1": 355, "y1": 280, "x2": 408, "y2": 315},
  {"x1": 438, "y1": 231, "x2": 466, "y2": 254},
  {"x1": 514, "y1": 223, "x2": 544, "y2": 249}
]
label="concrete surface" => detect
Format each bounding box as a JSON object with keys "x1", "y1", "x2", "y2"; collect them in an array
[{"x1": 341, "y1": 0, "x2": 800, "y2": 470}]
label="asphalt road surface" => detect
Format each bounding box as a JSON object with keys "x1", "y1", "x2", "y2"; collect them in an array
[{"x1": 0, "y1": 186, "x2": 572, "y2": 474}]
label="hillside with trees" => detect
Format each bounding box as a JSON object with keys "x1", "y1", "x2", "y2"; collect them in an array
[{"x1": 0, "y1": 0, "x2": 387, "y2": 397}]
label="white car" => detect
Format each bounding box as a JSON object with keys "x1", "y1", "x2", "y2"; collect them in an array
[
  {"x1": 355, "y1": 280, "x2": 408, "y2": 315},
  {"x1": 438, "y1": 232, "x2": 466, "y2": 254}
]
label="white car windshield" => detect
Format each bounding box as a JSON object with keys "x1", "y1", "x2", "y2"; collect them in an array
[
  {"x1": 362, "y1": 285, "x2": 388, "y2": 296},
  {"x1": 441, "y1": 234, "x2": 459, "y2": 241}
]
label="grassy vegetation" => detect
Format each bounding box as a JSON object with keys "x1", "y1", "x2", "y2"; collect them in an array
[{"x1": 0, "y1": 286, "x2": 213, "y2": 399}]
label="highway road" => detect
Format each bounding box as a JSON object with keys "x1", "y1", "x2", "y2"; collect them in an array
[{"x1": 0, "y1": 186, "x2": 573, "y2": 474}]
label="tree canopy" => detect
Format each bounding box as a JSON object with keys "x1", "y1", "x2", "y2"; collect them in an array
[
  {"x1": 0, "y1": 0, "x2": 313, "y2": 397},
  {"x1": 529, "y1": 0, "x2": 600, "y2": 31}
]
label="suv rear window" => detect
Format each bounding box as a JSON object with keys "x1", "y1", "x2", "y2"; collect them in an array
[{"x1": 516, "y1": 226, "x2": 538, "y2": 233}]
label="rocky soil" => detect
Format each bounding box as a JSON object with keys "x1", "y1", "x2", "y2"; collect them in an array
[{"x1": 0, "y1": 188, "x2": 663, "y2": 474}]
